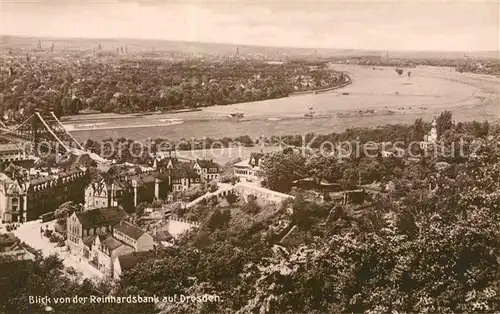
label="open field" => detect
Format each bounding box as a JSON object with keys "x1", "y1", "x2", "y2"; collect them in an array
[{"x1": 68, "y1": 65, "x2": 499, "y2": 142}]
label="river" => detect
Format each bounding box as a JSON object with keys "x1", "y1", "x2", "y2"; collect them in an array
[{"x1": 67, "y1": 65, "x2": 500, "y2": 142}]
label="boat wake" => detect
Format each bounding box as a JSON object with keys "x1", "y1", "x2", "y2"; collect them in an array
[
  {"x1": 67, "y1": 120, "x2": 184, "y2": 132},
  {"x1": 63, "y1": 122, "x2": 108, "y2": 131}
]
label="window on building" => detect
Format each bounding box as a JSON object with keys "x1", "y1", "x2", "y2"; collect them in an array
[{"x1": 11, "y1": 197, "x2": 19, "y2": 212}]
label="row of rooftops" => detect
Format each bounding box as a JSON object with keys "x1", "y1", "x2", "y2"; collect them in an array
[
  {"x1": 0, "y1": 151, "x2": 93, "y2": 184},
  {"x1": 114, "y1": 220, "x2": 147, "y2": 239},
  {"x1": 1, "y1": 151, "x2": 221, "y2": 193},
  {"x1": 83, "y1": 221, "x2": 145, "y2": 248},
  {"x1": 75, "y1": 209, "x2": 150, "y2": 254},
  {"x1": 2, "y1": 166, "x2": 85, "y2": 187},
  {"x1": 74, "y1": 208, "x2": 158, "y2": 243},
  {"x1": 158, "y1": 167, "x2": 199, "y2": 180},
  {"x1": 90, "y1": 156, "x2": 220, "y2": 188},
  {"x1": 89, "y1": 167, "x2": 199, "y2": 190},
  {"x1": 193, "y1": 158, "x2": 219, "y2": 169},
  {"x1": 116, "y1": 251, "x2": 157, "y2": 271},
  {"x1": 88, "y1": 179, "x2": 129, "y2": 194},
  {"x1": 83, "y1": 233, "x2": 122, "y2": 251},
  {"x1": 0, "y1": 164, "x2": 87, "y2": 193},
  {"x1": 74, "y1": 207, "x2": 128, "y2": 230}
]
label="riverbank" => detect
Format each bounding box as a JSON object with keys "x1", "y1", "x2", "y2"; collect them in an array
[
  {"x1": 61, "y1": 108, "x2": 203, "y2": 122},
  {"x1": 63, "y1": 75, "x2": 351, "y2": 122},
  {"x1": 68, "y1": 65, "x2": 499, "y2": 142},
  {"x1": 63, "y1": 119, "x2": 184, "y2": 131},
  {"x1": 289, "y1": 75, "x2": 352, "y2": 96}
]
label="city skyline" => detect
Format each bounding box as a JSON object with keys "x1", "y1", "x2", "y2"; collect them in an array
[{"x1": 1, "y1": 0, "x2": 499, "y2": 52}]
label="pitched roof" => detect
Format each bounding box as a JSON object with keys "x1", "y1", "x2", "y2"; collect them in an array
[
  {"x1": 101, "y1": 234, "x2": 125, "y2": 251},
  {"x1": 100, "y1": 178, "x2": 130, "y2": 192},
  {"x1": 156, "y1": 157, "x2": 180, "y2": 169},
  {"x1": 234, "y1": 158, "x2": 251, "y2": 168},
  {"x1": 30, "y1": 175, "x2": 56, "y2": 186},
  {"x1": 82, "y1": 235, "x2": 96, "y2": 248},
  {"x1": 114, "y1": 220, "x2": 146, "y2": 240},
  {"x1": 11, "y1": 159, "x2": 36, "y2": 169},
  {"x1": 0, "y1": 233, "x2": 18, "y2": 247},
  {"x1": 117, "y1": 251, "x2": 157, "y2": 271},
  {"x1": 196, "y1": 159, "x2": 219, "y2": 169},
  {"x1": 107, "y1": 179, "x2": 129, "y2": 191},
  {"x1": 155, "y1": 230, "x2": 173, "y2": 242},
  {"x1": 59, "y1": 167, "x2": 85, "y2": 178},
  {"x1": 159, "y1": 167, "x2": 199, "y2": 180},
  {"x1": 75, "y1": 207, "x2": 127, "y2": 229},
  {"x1": 0, "y1": 172, "x2": 13, "y2": 183},
  {"x1": 129, "y1": 172, "x2": 159, "y2": 186},
  {"x1": 96, "y1": 234, "x2": 108, "y2": 243},
  {"x1": 178, "y1": 166, "x2": 199, "y2": 179}
]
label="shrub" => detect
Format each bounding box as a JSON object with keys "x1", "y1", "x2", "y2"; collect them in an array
[
  {"x1": 151, "y1": 200, "x2": 163, "y2": 208},
  {"x1": 49, "y1": 233, "x2": 59, "y2": 243},
  {"x1": 209, "y1": 195, "x2": 219, "y2": 208},
  {"x1": 225, "y1": 191, "x2": 239, "y2": 206},
  {"x1": 221, "y1": 175, "x2": 240, "y2": 185},
  {"x1": 242, "y1": 195, "x2": 261, "y2": 214},
  {"x1": 173, "y1": 204, "x2": 187, "y2": 217}
]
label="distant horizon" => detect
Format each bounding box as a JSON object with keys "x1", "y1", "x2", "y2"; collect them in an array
[
  {"x1": 2, "y1": 1, "x2": 498, "y2": 52},
  {"x1": 2, "y1": 34, "x2": 499, "y2": 55}
]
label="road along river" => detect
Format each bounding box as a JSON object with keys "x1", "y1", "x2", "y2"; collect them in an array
[{"x1": 68, "y1": 65, "x2": 499, "y2": 142}]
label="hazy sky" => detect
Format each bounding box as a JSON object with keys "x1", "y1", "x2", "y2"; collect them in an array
[{"x1": 1, "y1": 0, "x2": 499, "y2": 51}]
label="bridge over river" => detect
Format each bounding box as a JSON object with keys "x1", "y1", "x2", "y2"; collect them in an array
[{"x1": 0, "y1": 111, "x2": 109, "y2": 163}]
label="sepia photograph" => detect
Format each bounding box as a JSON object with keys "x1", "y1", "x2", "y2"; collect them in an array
[{"x1": 0, "y1": 0, "x2": 499, "y2": 313}]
